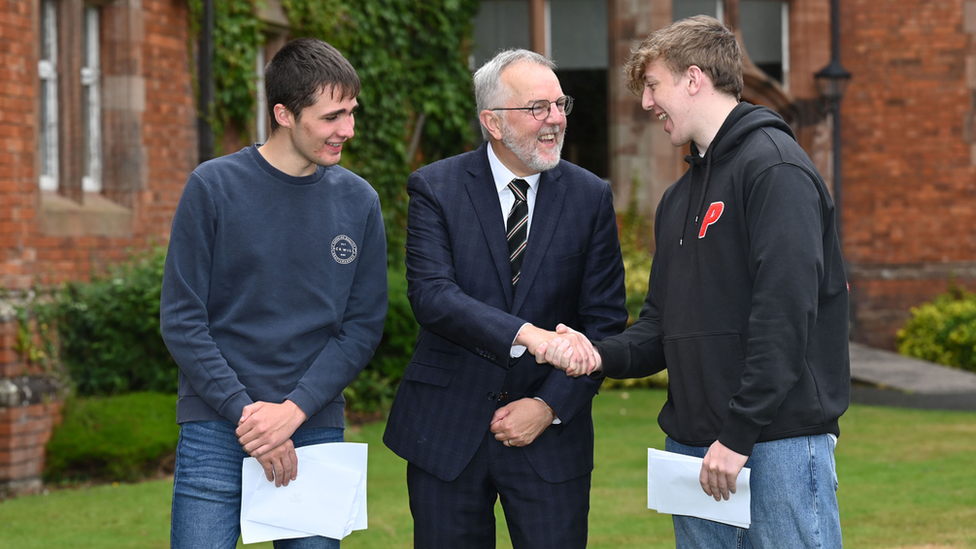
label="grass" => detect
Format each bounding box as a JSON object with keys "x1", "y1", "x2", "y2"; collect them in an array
[{"x1": 1, "y1": 389, "x2": 974, "y2": 548}]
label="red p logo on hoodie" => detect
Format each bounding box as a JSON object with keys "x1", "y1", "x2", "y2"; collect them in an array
[{"x1": 698, "y1": 202, "x2": 724, "y2": 239}]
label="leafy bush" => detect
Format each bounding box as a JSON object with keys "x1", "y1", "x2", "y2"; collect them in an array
[
  {"x1": 897, "y1": 285, "x2": 976, "y2": 373},
  {"x1": 608, "y1": 224, "x2": 668, "y2": 390},
  {"x1": 28, "y1": 244, "x2": 420, "y2": 415},
  {"x1": 54, "y1": 246, "x2": 177, "y2": 397},
  {"x1": 45, "y1": 392, "x2": 179, "y2": 483},
  {"x1": 617, "y1": 171, "x2": 654, "y2": 322},
  {"x1": 604, "y1": 174, "x2": 667, "y2": 390},
  {"x1": 621, "y1": 244, "x2": 653, "y2": 323},
  {"x1": 343, "y1": 267, "x2": 418, "y2": 414}
]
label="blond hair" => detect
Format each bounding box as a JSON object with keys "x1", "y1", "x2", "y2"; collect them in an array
[{"x1": 624, "y1": 15, "x2": 742, "y2": 100}]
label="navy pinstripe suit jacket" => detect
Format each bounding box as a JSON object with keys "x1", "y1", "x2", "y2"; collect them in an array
[{"x1": 383, "y1": 142, "x2": 628, "y2": 483}]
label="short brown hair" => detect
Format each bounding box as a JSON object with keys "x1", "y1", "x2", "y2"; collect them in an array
[
  {"x1": 624, "y1": 15, "x2": 743, "y2": 100},
  {"x1": 265, "y1": 38, "x2": 361, "y2": 134}
]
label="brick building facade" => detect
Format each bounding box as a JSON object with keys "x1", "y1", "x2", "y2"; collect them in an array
[
  {"x1": 0, "y1": 0, "x2": 196, "y2": 495},
  {"x1": 602, "y1": 0, "x2": 976, "y2": 348},
  {"x1": 843, "y1": 0, "x2": 976, "y2": 347}
]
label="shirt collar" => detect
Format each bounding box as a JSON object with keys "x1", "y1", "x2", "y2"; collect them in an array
[{"x1": 487, "y1": 142, "x2": 541, "y2": 195}]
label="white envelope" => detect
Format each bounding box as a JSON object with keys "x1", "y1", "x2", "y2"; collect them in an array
[
  {"x1": 241, "y1": 442, "x2": 368, "y2": 544},
  {"x1": 648, "y1": 448, "x2": 751, "y2": 529}
]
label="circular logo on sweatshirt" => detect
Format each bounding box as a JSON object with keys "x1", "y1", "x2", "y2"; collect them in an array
[{"x1": 331, "y1": 235, "x2": 358, "y2": 264}]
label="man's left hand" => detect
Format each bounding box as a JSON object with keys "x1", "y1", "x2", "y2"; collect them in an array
[
  {"x1": 255, "y1": 438, "x2": 298, "y2": 487},
  {"x1": 236, "y1": 400, "x2": 307, "y2": 458},
  {"x1": 699, "y1": 440, "x2": 749, "y2": 501},
  {"x1": 489, "y1": 398, "x2": 554, "y2": 447}
]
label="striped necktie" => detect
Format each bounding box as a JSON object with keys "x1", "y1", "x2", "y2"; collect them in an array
[{"x1": 506, "y1": 178, "x2": 530, "y2": 289}]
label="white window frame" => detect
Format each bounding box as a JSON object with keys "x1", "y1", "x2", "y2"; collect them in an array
[
  {"x1": 81, "y1": 6, "x2": 102, "y2": 193},
  {"x1": 256, "y1": 47, "x2": 267, "y2": 144},
  {"x1": 38, "y1": 0, "x2": 58, "y2": 191},
  {"x1": 780, "y1": 1, "x2": 790, "y2": 91}
]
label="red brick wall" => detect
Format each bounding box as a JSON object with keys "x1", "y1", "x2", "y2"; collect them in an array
[
  {"x1": 851, "y1": 277, "x2": 976, "y2": 350},
  {"x1": 26, "y1": 0, "x2": 195, "y2": 288},
  {"x1": 844, "y1": 0, "x2": 975, "y2": 264},
  {"x1": 141, "y1": 0, "x2": 198, "y2": 240},
  {"x1": 0, "y1": 401, "x2": 62, "y2": 487},
  {"x1": 0, "y1": 0, "x2": 38, "y2": 292},
  {"x1": 842, "y1": 0, "x2": 976, "y2": 347}
]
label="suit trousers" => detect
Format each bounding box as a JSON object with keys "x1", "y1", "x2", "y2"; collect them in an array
[{"x1": 407, "y1": 429, "x2": 590, "y2": 549}]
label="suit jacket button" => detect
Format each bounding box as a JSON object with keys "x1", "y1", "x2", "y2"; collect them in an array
[{"x1": 487, "y1": 392, "x2": 496, "y2": 400}]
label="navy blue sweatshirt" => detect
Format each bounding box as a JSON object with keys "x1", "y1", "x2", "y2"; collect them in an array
[
  {"x1": 160, "y1": 145, "x2": 388, "y2": 430},
  {"x1": 596, "y1": 103, "x2": 850, "y2": 456}
]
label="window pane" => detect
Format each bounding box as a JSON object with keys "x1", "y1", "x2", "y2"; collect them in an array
[
  {"x1": 472, "y1": 0, "x2": 531, "y2": 70},
  {"x1": 550, "y1": 0, "x2": 607, "y2": 70},
  {"x1": 741, "y1": 0, "x2": 787, "y2": 85},
  {"x1": 39, "y1": 0, "x2": 58, "y2": 190},
  {"x1": 82, "y1": 6, "x2": 101, "y2": 192},
  {"x1": 256, "y1": 47, "x2": 267, "y2": 144},
  {"x1": 672, "y1": 0, "x2": 721, "y2": 21}
]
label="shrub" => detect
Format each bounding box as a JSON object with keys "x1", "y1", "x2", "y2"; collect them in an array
[
  {"x1": 54, "y1": 246, "x2": 177, "y2": 396},
  {"x1": 29, "y1": 243, "x2": 418, "y2": 414},
  {"x1": 618, "y1": 171, "x2": 654, "y2": 323},
  {"x1": 621, "y1": 245, "x2": 653, "y2": 323},
  {"x1": 605, "y1": 173, "x2": 668, "y2": 390},
  {"x1": 897, "y1": 285, "x2": 976, "y2": 373},
  {"x1": 45, "y1": 392, "x2": 179, "y2": 483},
  {"x1": 343, "y1": 267, "x2": 418, "y2": 415}
]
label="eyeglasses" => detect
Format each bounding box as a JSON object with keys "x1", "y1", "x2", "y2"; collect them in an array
[{"x1": 490, "y1": 96, "x2": 574, "y2": 120}]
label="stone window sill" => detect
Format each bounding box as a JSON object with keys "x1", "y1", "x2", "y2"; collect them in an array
[{"x1": 39, "y1": 191, "x2": 132, "y2": 237}]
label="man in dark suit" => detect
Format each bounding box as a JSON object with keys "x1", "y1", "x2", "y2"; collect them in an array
[{"x1": 383, "y1": 49, "x2": 628, "y2": 549}]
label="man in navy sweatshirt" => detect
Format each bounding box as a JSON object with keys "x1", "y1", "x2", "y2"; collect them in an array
[
  {"x1": 160, "y1": 38, "x2": 387, "y2": 548},
  {"x1": 540, "y1": 15, "x2": 850, "y2": 548}
]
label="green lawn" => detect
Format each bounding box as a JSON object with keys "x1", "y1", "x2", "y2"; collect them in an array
[{"x1": 1, "y1": 389, "x2": 974, "y2": 548}]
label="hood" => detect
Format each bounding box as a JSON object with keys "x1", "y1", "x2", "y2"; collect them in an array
[{"x1": 691, "y1": 102, "x2": 795, "y2": 160}]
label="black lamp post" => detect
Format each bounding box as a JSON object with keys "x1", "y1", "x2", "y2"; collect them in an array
[
  {"x1": 814, "y1": 0, "x2": 852, "y2": 244},
  {"x1": 815, "y1": 0, "x2": 853, "y2": 334}
]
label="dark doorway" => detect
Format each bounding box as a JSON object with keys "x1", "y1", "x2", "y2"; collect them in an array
[{"x1": 557, "y1": 69, "x2": 608, "y2": 179}]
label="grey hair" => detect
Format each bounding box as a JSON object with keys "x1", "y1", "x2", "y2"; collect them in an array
[{"x1": 473, "y1": 49, "x2": 556, "y2": 140}]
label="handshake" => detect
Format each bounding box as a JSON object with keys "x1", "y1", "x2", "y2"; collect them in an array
[{"x1": 516, "y1": 323, "x2": 602, "y2": 377}]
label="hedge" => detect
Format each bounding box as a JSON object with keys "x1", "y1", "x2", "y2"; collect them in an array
[{"x1": 897, "y1": 285, "x2": 976, "y2": 373}]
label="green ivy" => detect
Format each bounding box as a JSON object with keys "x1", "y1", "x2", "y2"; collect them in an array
[
  {"x1": 285, "y1": 0, "x2": 480, "y2": 263},
  {"x1": 187, "y1": 0, "x2": 265, "y2": 149},
  {"x1": 187, "y1": 0, "x2": 481, "y2": 264}
]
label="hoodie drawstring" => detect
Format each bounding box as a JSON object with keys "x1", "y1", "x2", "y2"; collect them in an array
[{"x1": 679, "y1": 149, "x2": 714, "y2": 247}]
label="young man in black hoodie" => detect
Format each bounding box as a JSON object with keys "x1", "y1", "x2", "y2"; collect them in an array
[{"x1": 538, "y1": 14, "x2": 849, "y2": 548}]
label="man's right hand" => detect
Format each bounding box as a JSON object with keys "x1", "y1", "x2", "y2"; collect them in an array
[
  {"x1": 533, "y1": 324, "x2": 602, "y2": 377},
  {"x1": 254, "y1": 438, "x2": 298, "y2": 487}
]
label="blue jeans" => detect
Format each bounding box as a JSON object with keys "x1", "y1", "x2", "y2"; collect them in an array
[
  {"x1": 171, "y1": 420, "x2": 344, "y2": 549},
  {"x1": 666, "y1": 435, "x2": 842, "y2": 549}
]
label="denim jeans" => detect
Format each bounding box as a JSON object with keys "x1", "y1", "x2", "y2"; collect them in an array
[
  {"x1": 666, "y1": 434, "x2": 842, "y2": 549},
  {"x1": 171, "y1": 420, "x2": 344, "y2": 549}
]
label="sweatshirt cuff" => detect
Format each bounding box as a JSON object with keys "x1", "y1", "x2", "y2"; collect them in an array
[
  {"x1": 285, "y1": 384, "x2": 318, "y2": 422},
  {"x1": 718, "y1": 412, "x2": 762, "y2": 457},
  {"x1": 219, "y1": 390, "x2": 254, "y2": 425}
]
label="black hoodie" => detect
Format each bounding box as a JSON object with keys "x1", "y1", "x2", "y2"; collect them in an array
[{"x1": 596, "y1": 103, "x2": 850, "y2": 456}]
